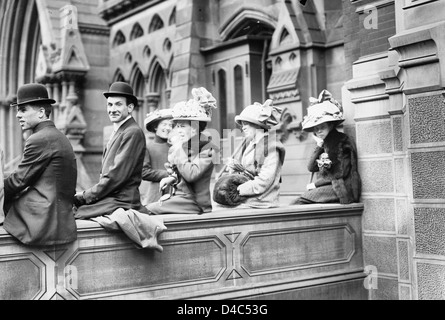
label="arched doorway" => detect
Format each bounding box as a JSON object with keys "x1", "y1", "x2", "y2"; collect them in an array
[
  {"x1": 0, "y1": 0, "x2": 41, "y2": 168},
  {"x1": 202, "y1": 16, "x2": 274, "y2": 134}
]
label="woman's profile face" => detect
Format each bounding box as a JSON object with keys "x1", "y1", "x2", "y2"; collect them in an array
[
  {"x1": 313, "y1": 122, "x2": 333, "y2": 140},
  {"x1": 241, "y1": 121, "x2": 263, "y2": 141},
  {"x1": 174, "y1": 120, "x2": 197, "y2": 142}
]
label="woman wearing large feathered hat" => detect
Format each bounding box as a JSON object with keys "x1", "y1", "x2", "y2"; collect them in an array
[
  {"x1": 290, "y1": 90, "x2": 361, "y2": 205},
  {"x1": 145, "y1": 87, "x2": 218, "y2": 215}
]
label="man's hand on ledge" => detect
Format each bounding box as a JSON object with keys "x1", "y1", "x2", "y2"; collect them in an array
[{"x1": 73, "y1": 192, "x2": 86, "y2": 208}]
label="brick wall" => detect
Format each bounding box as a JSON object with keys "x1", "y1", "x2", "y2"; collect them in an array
[{"x1": 343, "y1": 0, "x2": 396, "y2": 79}]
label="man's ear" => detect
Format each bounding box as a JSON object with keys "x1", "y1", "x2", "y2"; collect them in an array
[
  {"x1": 127, "y1": 103, "x2": 135, "y2": 113},
  {"x1": 39, "y1": 107, "x2": 46, "y2": 119}
]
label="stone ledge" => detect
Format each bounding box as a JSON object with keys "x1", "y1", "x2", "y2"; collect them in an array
[{"x1": 0, "y1": 203, "x2": 366, "y2": 300}]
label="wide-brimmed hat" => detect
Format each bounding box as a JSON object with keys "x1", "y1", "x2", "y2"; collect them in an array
[
  {"x1": 235, "y1": 99, "x2": 282, "y2": 130},
  {"x1": 144, "y1": 108, "x2": 173, "y2": 133},
  {"x1": 301, "y1": 89, "x2": 344, "y2": 132},
  {"x1": 171, "y1": 87, "x2": 217, "y2": 122},
  {"x1": 103, "y1": 82, "x2": 138, "y2": 106},
  {"x1": 10, "y1": 83, "x2": 56, "y2": 107}
]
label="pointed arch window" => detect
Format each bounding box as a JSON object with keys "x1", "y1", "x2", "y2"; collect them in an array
[
  {"x1": 130, "y1": 23, "x2": 144, "y2": 40},
  {"x1": 149, "y1": 14, "x2": 164, "y2": 33},
  {"x1": 112, "y1": 30, "x2": 126, "y2": 47},
  {"x1": 169, "y1": 7, "x2": 176, "y2": 26},
  {"x1": 279, "y1": 28, "x2": 292, "y2": 45},
  {"x1": 148, "y1": 61, "x2": 168, "y2": 113},
  {"x1": 113, "y1": 70, "x2": 125, "y2": 82},
  {"x1": 131, "y1": 66, "x2": 146, "y2": 127},
  {"x1": 218, "y1": 69, "x2": 228, "y2": 131},
  {"x1": 143, "y1": 45, "x2": 151, "y2": 59},
  {"x1": 234, "y1": 65, "x2": 244, "y2": 118}
]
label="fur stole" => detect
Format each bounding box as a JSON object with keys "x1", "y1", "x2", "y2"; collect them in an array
[{"x1": 319, "y1": 129, "x2": 361, "y2": 204}]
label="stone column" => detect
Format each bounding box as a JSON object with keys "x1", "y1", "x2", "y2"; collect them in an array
[
  {"x1": 389, "y1": 20, "x2": 445, "y2": 300},
  {"x1": 145, "y1": 92, "x2": 160, "y2": 113}
]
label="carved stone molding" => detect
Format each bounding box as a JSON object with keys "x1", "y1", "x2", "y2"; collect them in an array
[
  {"x1": 0, "y1": 204, "x2": 366, "y2": 300},
  {"x1": 389, "y1": 22, "x2": 445, "y2": 95}
]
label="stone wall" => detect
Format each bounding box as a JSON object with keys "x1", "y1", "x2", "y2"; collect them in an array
[
  {"x1": 345, "y1": 0, "x2": 445, "y2": 300},
  {"x1": 0, "y1": 204, "x2": 366, "y2": 300}
]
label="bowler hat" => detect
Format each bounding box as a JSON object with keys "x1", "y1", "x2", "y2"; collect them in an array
[
  {"x1": 10, "y1": 83, "x2": 56, "y2": 107},
  {"x1": 103, "y1": 82, "x2": 138, "y2": 106}
]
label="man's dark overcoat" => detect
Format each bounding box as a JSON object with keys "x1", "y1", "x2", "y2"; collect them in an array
[
  {"x1": 75, "y1": 117, "x2": 148, "y2": 219},
  {"x1": 4, "y1": 121, "x2": 78, "y2": 245}
]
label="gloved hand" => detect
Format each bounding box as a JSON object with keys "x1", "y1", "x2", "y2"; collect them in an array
[
  {"x1": 73, "y1": 192, "x2": 86, "y2": 208},
  {"x1": 306, "y1": 183, "x2": 316, "y2": 191},
  {"x1": 312, "y1": 134, "x2": 324, "y2": 148},
  {"x1": 159, "y1": 176, "x2": 178, "y2": 193}
]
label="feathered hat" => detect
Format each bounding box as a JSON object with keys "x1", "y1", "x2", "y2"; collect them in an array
[
  {"x1": 171, "y1": 87, "x2": 217, "y2": 122},
  {"x1": 235, "y1": 99, "x2": 282, "y2": 130},
  {"x1": 301, "y1": 89, "x2": 344, "y2": 132}
]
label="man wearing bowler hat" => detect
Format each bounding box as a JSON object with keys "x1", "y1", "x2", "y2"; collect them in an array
[
  {"x1": 3, "y1": 83, "x2": 78, "y2": 245},
  {"x1": 74, "y1": 81, "x2": 149, "y2": 218}
]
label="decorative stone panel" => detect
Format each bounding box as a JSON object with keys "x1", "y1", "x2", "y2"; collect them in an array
[
  {"x1": 241, "y1": 225, "x2": 355, "y2": 275},
  {"x1": 363, "y1": 235, "x2": 398, "y2": 275},
  {"x1": 411, "y1": 151, "x2": 445, "y2": 199},
  {"x1": 356, "y1": 120, "x2": 393, "y2": 156},
  {"x1": 70, "y1": 238, "x2": 226, "y2": 296},
  {"x1": 0, "y1": 256, "x2": 43, "y2": 300},
  {"x1": 414, "y1": 207, "x2": 445, "y2": 256},
  {"x1": 396, "y1": 198, "x2": 410, "y2": 235},
  {"x1": 359, "y1": 160, "x2": 394, "y2": 194},
  {"x1": 409, "y1": 94, "x2": 445, "y2": 145},
  {"x1": 394, "y1": 157, "x2": 406, "y2": 194},
  {"x1": 392, "y1": 116, "x2": 404, "y2": 152},
  {"x1": 399, "y1": 284, "x2": 412, "y2": 300},
  {"x1": 417, "y1": 262, "x2": 445, "y2": 300},
  {"x1": 397, "y1": 239, "x2": 410, "y2": 282},
  {"x1": 362, "y1": 198, "x2": 395, "y2": 232},
  {"x1": 369, "y1": 276, "x2": 399, "y2": 300}
]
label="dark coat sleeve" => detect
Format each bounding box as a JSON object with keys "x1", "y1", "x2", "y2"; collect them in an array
[
  {"x1": 142, "y1": 149, "x2": 169, "y2": 182},
  {"x1": 4, "y1": 135, "x2": 52, "y2": 201},
  {"x1": 330, "y1": 140, "x2": 354, "y2": 203}
]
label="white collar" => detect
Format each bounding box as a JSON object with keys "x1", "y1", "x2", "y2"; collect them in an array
[{"x1": 113, "y1": 115, "x2": 132, "y2": 132}]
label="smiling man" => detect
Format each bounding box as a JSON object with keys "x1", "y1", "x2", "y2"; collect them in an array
[
  {"x1": 3, "y1": 83, "x2": 77, "y2": 245},
  {"x1": 74, "y1": 81, "x2": 149, "y2": 218}
]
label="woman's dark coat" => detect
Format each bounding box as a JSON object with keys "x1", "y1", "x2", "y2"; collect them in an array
[{"x1": 297, "y1": 128, "x2": 361, "y2": 204}]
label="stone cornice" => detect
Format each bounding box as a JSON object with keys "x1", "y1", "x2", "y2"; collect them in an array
[
  {"x1": 98, "y1": 0, "x2": 164, "y2": 25},
  {"x1": 78, "y1": 23, "x2": 110, "y2": 36}
]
